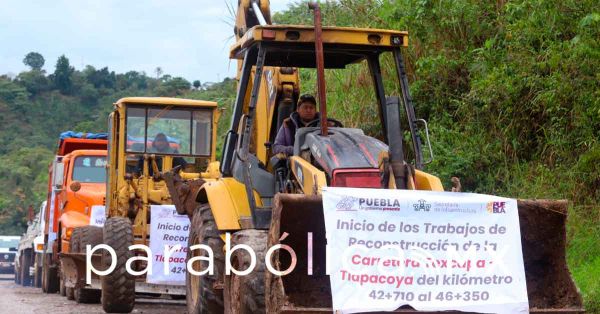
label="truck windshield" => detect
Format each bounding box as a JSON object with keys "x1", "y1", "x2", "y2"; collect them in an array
[
  {"x1": 0, "y1": 238, "x2": 19, "y2": 249},
  {"x1": 126, "y1": 106, "x2": 212, "y2": 156},
  {"x1": 72, "y1": 156, "x2": 107, "y2": 183}
]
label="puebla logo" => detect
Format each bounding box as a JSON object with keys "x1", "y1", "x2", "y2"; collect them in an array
[{"x1": 487, "y1": 201, "x2": 506, "y2": 214}]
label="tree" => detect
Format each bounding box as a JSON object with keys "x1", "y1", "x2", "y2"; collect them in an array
[
  {"x1": 193, "y1": 80, "x2": 201, "y2": 90},
  {"x1": 86, "y1": 66, "x2": 116, "y2": 89},
  {"x1": 16, "y1": 70, "x2": 49, "y2": 95},
  {"x1": 155, "y1": 67, "x2": 163, "y2": 79},
  {"x1": 53, "y1": 55, "x2": 74, "y2": 94},
  {"x1": 23, "y1": 52, "x2": 45, "y2": 71},
  {"x1": 156, "y1": 77, "x2": 191, "y2": 96}
]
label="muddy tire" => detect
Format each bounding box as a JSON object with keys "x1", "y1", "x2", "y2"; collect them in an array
[
  {"x1": 34, "y1": 253, "x2": 42, "y2": 288},
  {"x1": 186, "y1": 205, "x2": 225, "y2": 314},
  {"x1": 20, "y1": 249, "x2": 32, "y2": 286},
  {"x1": 42, "y1": 251, "x2": 59, "y2": 293},
  {"x1": 70, "y1": 228, "x2": 82, "y2": 253},
  {"x1": 61, "y1": 228, "x2": 82, "y2": 297},
  {"x1": 101, "y1": 217, "x2": 135, "y2": 313},
  {"x1": 66, "y1": 287, "x2": 75, "y2": 300},
  {"x1": 75, "y1": 286, "x2": 101, "y2": 304},
  {"x1": 224, "y1": 230, "x2": 268, "y2": 314},
  {"x1": 14, "y1": 254, "x2": 21, "y2": 285},
  {"x1": 74, "y1": 226, "x2": 102, "y2": 304},
  {"x1": 60, "y1": 275, "x2": 66, "y2": 297}
]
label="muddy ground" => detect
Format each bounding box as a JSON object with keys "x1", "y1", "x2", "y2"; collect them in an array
[{"x1": 0, "y1": 274, "x2": 186, "y2": 313}]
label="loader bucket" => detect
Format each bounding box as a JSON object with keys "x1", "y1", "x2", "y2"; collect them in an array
[{"x1": 266, "y1": 194, "x2": 584, "y2": 313}]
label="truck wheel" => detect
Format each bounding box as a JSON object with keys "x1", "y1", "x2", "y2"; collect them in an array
[
  {"x1": 60, "y1": 275, "x2": 66, "y2": 297},
  {"x1": 224, "y1": 230, "x2": 268, "y2": 314},
  {"x1": 14, "y1": 258, "x2": 21, "y2": 284},
  {"x1": 186, "y1": 205, "x2": 225, "y2": 314},
  {"x1": 34, "y1": 253, "x2": 42, "y2": 288},
  {"x1": 21, "y1": 249, "x2": 32, "y2": 286},
  {"x1": 42, "y1": 252, "x2": 59, "y2": 293},
  {"x1": 62, "y1": 264, "x2": 72, "y2": 299},
  {"x1": 74, "y1": 226, "x2": 102, "y2": 304},
  {"x1": 60, "y1": 228, "x2": 80, "y2": 297},
  {"x1": 66, "y1": 287, "x2": 75, "y2": 300},
  {"x1": 101, "y1": 217, "x2": 135, "y2": 313},
  {"x1": 61, "y1": 227, "x2": 82, "y2": 296}
]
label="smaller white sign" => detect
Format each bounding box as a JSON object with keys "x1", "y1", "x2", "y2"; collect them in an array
[
  {"x1": 147, "y1": 205, "x2": 190, "y2": 285},
  {"x1": 89, "y1": 205, "x2": 106, "y2": 227}
]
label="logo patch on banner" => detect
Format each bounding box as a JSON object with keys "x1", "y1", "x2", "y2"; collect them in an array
[{"x1": 487, "y1": 201, "x2": 507, "y2": 214}]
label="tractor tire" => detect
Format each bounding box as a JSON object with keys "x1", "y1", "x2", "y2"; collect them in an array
[
  {"x1": 224, "y1": 230, "x2": 268, "y2": 314},
  {"x1": 42, "y1": 252, "x2": 59, "y2": 293},
  {"x1": 74, "y1": 226, "x2": 102, "y2": 304},
  {"x1": 186, "y1": 205, "x2": 225, "y2": 314},
  {"x1": 70, "y1": 227, "x2": 82, "y2": 253},
  {"x1": 20, "y1": 249, "x2": 32, "y2": 286},
  {"x1": 101, "y1": 217, "x2": 135, "y2": 313},
  {"x1": 79, "y1": 226, "x2": 103, "y2": 252}
]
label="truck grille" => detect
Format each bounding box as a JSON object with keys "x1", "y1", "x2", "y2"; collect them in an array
[{"x1": 0, "y1": 253, "x2": 15, "y2": 262}]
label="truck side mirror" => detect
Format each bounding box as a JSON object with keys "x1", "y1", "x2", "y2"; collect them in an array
[
  {"x1": 70, "y1": 181, "x2": 82, "y2": 192},
  {"x1": 53, "y1": 162, "x2": 65, "y2": 189}
]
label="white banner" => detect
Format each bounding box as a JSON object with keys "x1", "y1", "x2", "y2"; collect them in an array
[
  {"x1": 89, "y1": 205, "x2": 106, "y2": 227},
  {"x1": 147, "y1": 205, "x2": 190, "y2": 285},
  {"x1": 323, "y1": 187, "x2": 528, "y2": 314}
]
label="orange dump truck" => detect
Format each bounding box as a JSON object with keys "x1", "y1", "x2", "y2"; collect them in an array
[{"x1": 41, "y1": 132, "x2": 107, "y2": 304}]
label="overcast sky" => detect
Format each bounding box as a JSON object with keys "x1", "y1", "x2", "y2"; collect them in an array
[{"x1": 0, "y1": 0, "x2": 296, "y2": 83}]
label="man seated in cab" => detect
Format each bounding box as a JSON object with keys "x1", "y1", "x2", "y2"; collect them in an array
[
  {"x1": 272, "y1": 94, "x2": 319, "y2": 155},
  {"x1": 137, "y1": 133, "x2": 187, "y2": 175}
]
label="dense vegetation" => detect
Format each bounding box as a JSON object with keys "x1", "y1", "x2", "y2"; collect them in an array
[
  {"x1": 0, "y1": 0, "x2": 597, "y2": 310},
  {"x1": 0, "y1": 54, "x2": 236, "y2": 235}
]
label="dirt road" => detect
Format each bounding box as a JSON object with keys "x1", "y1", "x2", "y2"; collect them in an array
[{"x1": 0, "y1": 274, "x2": 186, "y2": 313}]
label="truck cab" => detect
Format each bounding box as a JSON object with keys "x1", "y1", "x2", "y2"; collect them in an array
[
  {"x1": 0, "y1": 236, "x2": 19, "y2": 274},
  {"x1": 41, "y1": 132, "x2": 107, "y2": 294},
  {"x1": 57, "y1": 150, "x2": 106, "y2": 252}
]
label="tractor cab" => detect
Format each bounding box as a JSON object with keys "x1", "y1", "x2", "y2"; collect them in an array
[
  {"x1": 106, "y1": 97, "x2": 220, "y2": 237},
  {"x1": 222, "y1": 23, "x2": 444, "y2": 229}
]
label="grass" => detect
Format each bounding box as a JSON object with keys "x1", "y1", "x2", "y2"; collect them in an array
[{"x1": 567, "y1": 205, "x2": 600, "y2": 313}]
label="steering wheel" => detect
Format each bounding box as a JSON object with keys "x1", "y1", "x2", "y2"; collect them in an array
[{"x1": 306, "y1": 118, "x2": 344, "y2": 128}]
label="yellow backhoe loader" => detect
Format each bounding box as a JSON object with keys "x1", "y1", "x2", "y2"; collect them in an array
[{"x1": 166, "y1": 1, "x2": 583, "y2": 313}]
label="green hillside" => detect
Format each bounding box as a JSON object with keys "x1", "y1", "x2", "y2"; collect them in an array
[{"x1": 0, "y1": 54, "x2": 236, "y2": 235}]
